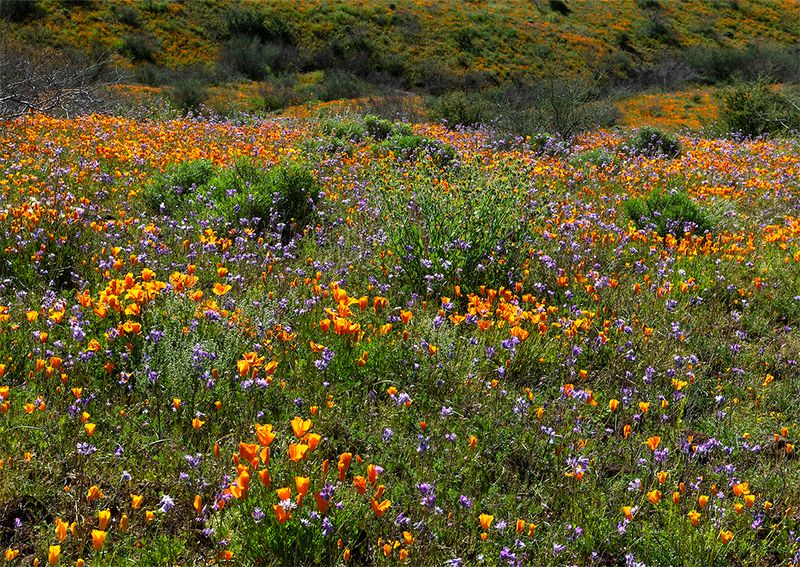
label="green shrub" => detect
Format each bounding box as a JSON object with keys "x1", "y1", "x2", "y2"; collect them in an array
[
  {"x1": 716, "y1": 80, "x2": 800, "y2": 138},
  {"x1": 209, "y1": 159, "x2": 320, "y2": 241},
  {"x1": 224, "y1": 5, "x2": 266, "y2": 39},
  {"x1": 625, "y1": 190, "x2": 714, "y2": 237},
  {"x1": 169, "y1": 78, "x2": 209, "y2": 115},
  {"x1": 378, "y1": 167, "x2": 530, "y2": 295},
  {"x1": 116, "y1": 5, "x2": 140, "y2": 27},
  {"x1": 120, "y1": 32, "x2": 161, "y2": 63},
  {"x1": 315, "y1": 70, "x2": 370, "y2": 102},
  {"x1": 219, "y1": 35, "x2": 276, "y2": 81},
  {"x1": 142, "y1": 160, "x2": 215, "y2": 215},
  {"x1": 320, "y1": 114, "x2": 412, "y2": 144},
  {"x1": 429, "y1": 90, "x2": 491, "y2": 127},
  {"x1": 364, "y1": 114, "x2": 399, "y2": 139},
  {"x1": 259, "y1": 78, "x2": 304, "y2": 112},
  {"x1": 0, "y1": 0, "x2": 40, "y2": 21},
  {"x1": 378, "y1": 134, "x2": 456, "y2": 165},
  {"x1": 320, "y1": 116, "x2": 368, "y2": 143},
  {"x1": 685, "y1": 45, "x2": 800, "y2": 84},
  {"x1": 625, "y1": 127, "x2": 681, "y2": 158},
  {"x1": 570, "y1": 148, "x2": 616, "y2": 168}
]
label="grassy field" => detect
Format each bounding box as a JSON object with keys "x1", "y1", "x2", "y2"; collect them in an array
[{"x1": 0, "y1": 109, "x2": 798, "y2": 566}]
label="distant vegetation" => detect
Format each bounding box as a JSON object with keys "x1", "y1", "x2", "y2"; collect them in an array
[{"x1": 1, "y1": 0, "x2": 798, "y2": 128}]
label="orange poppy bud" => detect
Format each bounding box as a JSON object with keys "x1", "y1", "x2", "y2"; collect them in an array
[
  {"x1": 91, "y1": 530, "x2": 106, "y2": 550},
  {"x1": 97, "y1": 510, "x2": 110, "y2": 531},
  {"x1": 48, "y1": 545, "x2": 60, "y2": 565}
]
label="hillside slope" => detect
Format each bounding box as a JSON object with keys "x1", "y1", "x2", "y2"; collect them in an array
[{"x1": 2, "y1": 0, "x2": 798, "y2": 90}]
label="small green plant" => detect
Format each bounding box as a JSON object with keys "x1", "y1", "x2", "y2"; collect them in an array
[
  {"x1": 570, "y1": 148, "x2": 616, "y2": 168},
  {"x1": 364, "y1": 114, "x2": 402, "y2": 139},
  {"x1": 320, "y1": 116, "x2": 368, "y2": 143},
  {"x1": 625, "y1": 190, "x2": 713, "y2": 237},
  {"x1": 120, "y1": 32, "x2": 161, "y2": 63},
  {"x1": 218, "y1": 35, "x2": 275, "y2": 81},
  {"x1": 209, "y1": 158, "x2": 320, "y2": 242},
  {"x1": 116, "y1": 5, "x2": 140, "y2": 27},
  {"x1": 142, "y1": 159, "x2": 215, "y2": 215},
  {"x1": 429, "y1": 90, "x2": 491, "y2": 127},
  {"x1": 378, "y1": 134, "x2": 456, "y2": 165},
  {"x1": 625, "y1": 127, "x2": 681, "y2": 158},
  {"x1": 716, "y1": 79, "x2": 800, "y2": 137},
  {"x1": 169, "y1": 78, "x2": 209, "y2": 115}
]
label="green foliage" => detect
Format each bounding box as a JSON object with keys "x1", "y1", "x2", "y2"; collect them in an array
[
  {"x1": 377, "y1": 134, "x2": 457, "y2": 165},
  {"x1": 0, "y1": 0, "x2": 40, "y2": 21},
  {"x1": 378, "y1": 166, "x2": 531, "y2": 295},
  {"x1": 0, "y1": 216, "x2": 81, "y2": 292},
  {"x1": 168, "y1": 77, "x2": 209, "y2": 115},
  {"x1": 115, "y1": 5, "x2": 140, "y2": 27},
  {"x1": 320, "y1": 114, "x2": 412, "y2": 144},
  {"x1": 716, "y1": 80, "x2": 800, "y2": 138},
  {"x1": 570, "y1": 148, "x2": 616, "y2": 168},
  {"x1": 259, "y1": 77, "x2": 303, "y2": 112},
  {"x1": 320, "y1": 116, "x2": 368, "y2": 143},
  {"x1": 142, "y1": 159, "x2": 215, "y2": 216},
  {"x1": 429, "y1": 90, "x2": 491, "y2": 127},
  {"x1": 219, "y1": 35, "x2": 276, "y2": 81},
  {"x1": 685, "y1": 44, "x2": 800, "y2": 84},
  {"x1": 223, "y1": 5, "x2": 267, "y2": 40},
  {"x1": 216, "y1": 159, "x2": 321, "y2": 239},
  {"x1": 364, "y1": 113, "x2": 411, "y2": 139},
  {"x1": 625, "y1": 190, "x2": 714, "y2": 237},
  {"x1": 625, "y1": 126, "x2": 681, "y2": 158},
  {"x1": 120, "y1": 32, "x2": 161, "y2": 63},
  {"x1": 142, "y1": 158, "x2": 320, "y2": 242},
  {"x1": 315, "y1": 70, "x2": 371, "y2": 102}
]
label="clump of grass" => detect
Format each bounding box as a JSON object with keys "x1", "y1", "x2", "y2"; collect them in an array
[
  {"x1": 377, "y1": 134, "x2": 456, "y2": 165},
  {"x1": 142, "y1": 159, "x2": 215, "y2": 216},
  {"x1": 625, "y1": 190, "x2": 714, "y2": 236},
  {"x1": 624, "y1": 126, "x2": 682, "y2": 158},
  {"x1": 142, "y1": 158, "x2": 320, "y2": 242},
  {"x1": 716, "y1": 79, "x2": 800, "y2": 138}
]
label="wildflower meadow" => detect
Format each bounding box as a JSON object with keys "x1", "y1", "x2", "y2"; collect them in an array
[{"x1": 0, "y1": 108, "x2": 798, "y2": 566}]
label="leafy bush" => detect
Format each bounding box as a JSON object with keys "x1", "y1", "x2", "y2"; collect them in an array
[
  {"x1": 625, "y1": 127, "x2": 681, "y2": 158},
  {"x1": 120, "y1": 32, "x2": 160, "y2": 63},
  {"x1": 224, "y1": 5, "x2": 266, "y2": 39},
  {"x1": 315, "y1": 70, "x2": 371, "y2": 102},
  {"x1": 685, "y1": 45, "x2": 800, "y2": 84},
  {"x1": 379, "y1": 168, "x2": 530, "y2": 295},
  {"x1": 259, "y1": 79, "x2": 304, "y2": 112},
  {"x1": 219, "y1": 35, "x2": 276, "y2": 81},
  {"x1": 625, "y1": 190, "x2": 714, "y2": 237},
  {"x1": 570, "y1": 148, "x2": 616, "y2": 168},
  {"x1": 208, "y1": 159, "x2": 320, "y2": 241},
  {"x1": 116, "y1": 5, "x2": 140, "y2": 27},
  {"x1": 429, "y1": 90, "x2": 491, "y2": 127},
  {"x1": 142, "y1": 160, "x2": 215, "y2": 215},
  {"x1": 716, "y1": 80, "x2": 800, "y2": 138},
  {"x1": 320, "y1": 116, "x2": 368, "y2": 142},
  {"x1": 364, "y1": 114, "x2": 411, "y2": 139},
  {"x1": 378, "y1": 134, "x2": 456, "y2": 165},
  {"x1": 0, "y1": 0, "x2": 40, "y2": 21},
  {"x1": 169, "y1": 78, "x2": 209, "y2": 115},
  {"x1": 320, "y1": 114, "x2": 412, "y2": 144},
  {"x1": 488, "y1": 78, "x2": 619, "y2": 140}
]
